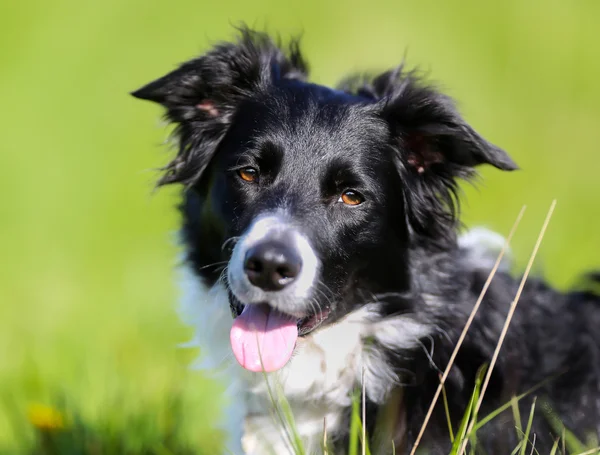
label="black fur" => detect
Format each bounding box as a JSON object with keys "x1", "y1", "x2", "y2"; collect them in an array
[{"x1": 132, "y1": 28, "x2": 600, "y2": 454}]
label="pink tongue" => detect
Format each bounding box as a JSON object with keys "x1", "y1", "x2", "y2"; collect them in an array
[{"x1": 230, "y1": 304, "x2": 298, "y2": 372}]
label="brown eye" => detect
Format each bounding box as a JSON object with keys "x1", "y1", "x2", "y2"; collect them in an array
[
  {"x1": 238, "y1": 167, "x2": 258, "y2": 183},
  {"x1": 340, "y1": 190, "x2": 364, "y2": 206}
]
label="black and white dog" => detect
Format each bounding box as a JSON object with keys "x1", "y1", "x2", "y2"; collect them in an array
[{"x1": 132, "y1": 28, "x2": 600, "y2": 454}]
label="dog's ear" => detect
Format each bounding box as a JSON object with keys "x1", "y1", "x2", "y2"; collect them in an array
[
  {"x1": 131, "y1": 28, "x2": 308, "y2": 186},
  {"x1": 375, "y1": 68, "x2": 518, "y2": 174},
  {"x1": 372, "y1": 67, "x2": 518, "y2": 245}
]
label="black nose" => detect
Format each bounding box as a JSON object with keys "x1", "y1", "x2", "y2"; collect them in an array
[{"x1": 244, "y1": 241, "x2": 302, "y2": 291}]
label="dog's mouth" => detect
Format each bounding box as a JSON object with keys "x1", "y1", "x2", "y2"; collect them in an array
[
  {"x1": 297, "y1": 309, "x2": 331, "y2": 336},
  {"x1": 229, "y1": 303, "x2": 330, "y2": 373}
]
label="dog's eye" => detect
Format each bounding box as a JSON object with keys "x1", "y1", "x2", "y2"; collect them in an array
[
  {"x1": 238, "y1": 167, "x2": 259, "y2": 183},
  {"x1": 339, "y1": 190, "x2": 364, "y2": 206}
]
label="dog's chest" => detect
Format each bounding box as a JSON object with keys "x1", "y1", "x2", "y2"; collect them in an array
[
  {"x1": 178, "y1": 269, "x2": 367, "y2": 454},
  {"x1": 241, "y1": 323, "x2": 365, "y2": 454}
]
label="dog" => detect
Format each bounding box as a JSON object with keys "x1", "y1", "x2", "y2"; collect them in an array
[{"x1": 132, "y1": 28, "x2": 600, "y2": 454}]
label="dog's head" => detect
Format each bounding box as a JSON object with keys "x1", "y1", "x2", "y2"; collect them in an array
[{"x1": 132, "y1": 28, "x2": 517, "y2": 372}]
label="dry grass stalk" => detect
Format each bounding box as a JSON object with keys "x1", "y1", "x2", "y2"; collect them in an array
[
  {"x1": 408, "y1": 205, "x2": 527, "y2": 455},
  {"x1": 457, "y1": 200, "x2": 557, "y2": 455}
]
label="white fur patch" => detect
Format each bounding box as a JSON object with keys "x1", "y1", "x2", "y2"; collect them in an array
[
  {"x1": 178, "y1": 267, "x2": 247, "y2": 454},
  {"x1": 178, "y1": 264, "x2": 431, "y2": 454},
  {"x1": 458, "y1": 227, "x2": 513, "y2": 273},
  {"x1": 227, "y1": 212, "x2": 320, "y2": 316}
]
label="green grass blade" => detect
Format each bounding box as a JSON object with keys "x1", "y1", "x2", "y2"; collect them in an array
[
  {"x1": 549, "y1": 437, "x2": 560, "y2": 455},
  {"x1": 362, "y1": 367, "x2": 368, "y2": 455},
  {"x1": 510, "y1": 395, "x2": 523, "y2": 441},
  {"x1": 371, "y1": 388, "x2": 403, "y2": 455},
  {"x1": 541, "y1": 399, "x2": 586, "y2": 455},
  {"x1": 322, "y1": 417, "x2": 331, "y2": 455},
  {"x1": 275, "y1": 382, "x2": 305, "y2": 455},
  {"x1": 256, "y1": 335, "x2": 305, "y2": 455},
  {"x1": 449, "y1": 393, "x2": 475, "y2": 455},
  {"x1": 440, "y1": 376, "x2": 455, "y2": 443},
  {"x1": 519, "y1": 397, "x2": 536, "y2": 455},
  {"x1": 510, "y1": 441, "x2": 523, "y2": 455},
  {"x1": 573, "y1": 447, "x2": 600, "y2": 455},
  {"x1": 349, "y1": 387, "x2": 371, "y2": 455},
  {"x1": 349, "y1": 389, "x2": 361, "y2": 455},
  {"x1": 474, "y1": 370, "x2": 566, "y2": 432},
  {"x1": 467, "y1": 365, "x2": 488, "y2": 454},
  {"x1": 449, "y1": 363, "x2": 487, "y2": 455}
]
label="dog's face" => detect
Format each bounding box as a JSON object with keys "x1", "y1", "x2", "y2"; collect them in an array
[
  {"x1": 132, "y1": 29, "x2": 517, "y2": 372},
  {"x1": 209, "y1": 92, "x2": 407, "y2": 316}
]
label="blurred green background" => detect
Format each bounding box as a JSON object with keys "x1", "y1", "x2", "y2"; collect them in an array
[{"x1": 1, "y1": 0, "x2": 599, "y2": 452}]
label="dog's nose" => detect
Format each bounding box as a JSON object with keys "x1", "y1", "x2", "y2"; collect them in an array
[{"x1": 244, "y1": 241, "x2": 302, "y2": 291}]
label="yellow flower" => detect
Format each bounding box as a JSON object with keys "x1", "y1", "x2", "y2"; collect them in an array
[{"x1": 27, "y1": 403, "x2": 65, "y2": 431}]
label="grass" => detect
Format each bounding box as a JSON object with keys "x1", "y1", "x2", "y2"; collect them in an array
[
  {"x1": 15, "y1": 372, "x2": 600, "y2": 454},
  {"x1": 1, "y1": 0, "x2": 600, "y2": 454}
]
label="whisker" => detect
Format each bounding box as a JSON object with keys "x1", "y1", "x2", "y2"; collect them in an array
[
  {"x1": 312, "y1": 298, "x2": 328, "y2": 325},
  {"x1": 314, "y1": 280, "x2": 335, "y2": 308},
  {"x1": 221, "y1": 236, "x2": 240, "y2": 252},
  {"x1": 196, "y1": 260, "x2": 229, "y2": 271},
  {"x1": 308, "y1": 300, "x2": 319, "y2": 321},
  {"x1": 218, "y1": 266, "x2": 229, "y2": 285}
]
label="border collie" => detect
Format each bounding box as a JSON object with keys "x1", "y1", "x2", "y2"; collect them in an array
[{"x1": 132, "y1": 28, "x2": 600, "y2": 454}]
